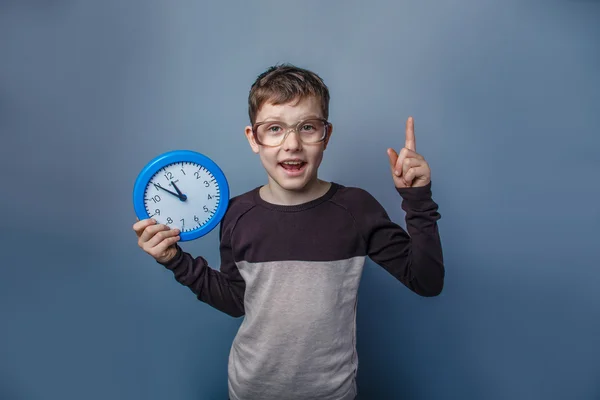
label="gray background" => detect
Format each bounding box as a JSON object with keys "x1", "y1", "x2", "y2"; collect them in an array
[{"x1": 1, "y1": 1, "x2": 599, "y2": 399}]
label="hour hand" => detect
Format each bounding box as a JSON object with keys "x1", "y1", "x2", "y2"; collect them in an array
[{"x1": 170, "y1": 181, "x2": 187, "y2": 201}]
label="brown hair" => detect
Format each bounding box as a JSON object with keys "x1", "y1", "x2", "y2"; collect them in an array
[{"x1": 248, "y1": 64, "x2": 330, "y2": 125}]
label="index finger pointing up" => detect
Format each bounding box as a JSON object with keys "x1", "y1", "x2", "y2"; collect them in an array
[{"x1": 405, "y1": 116, "x2": 416, "y2": 151}]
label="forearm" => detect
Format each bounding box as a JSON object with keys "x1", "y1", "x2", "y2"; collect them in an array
[
  {"x1": 160, "y1": 245, "x2": 245, "y2": 317},
  {"x1": 397, "y1": 184, "x2": 445, "y2": 296}
]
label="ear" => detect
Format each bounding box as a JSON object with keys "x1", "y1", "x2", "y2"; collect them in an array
[
  {"x1": 323, "y1": 123, "x2": 333, "y2": 150},
  {"x1": 245, "y1": 126, "x2": 260, "y2": 154}
]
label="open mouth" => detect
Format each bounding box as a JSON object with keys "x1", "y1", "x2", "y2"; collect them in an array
[{"x1": 279, "y1": 160, "x2": 307, "y2": 172}]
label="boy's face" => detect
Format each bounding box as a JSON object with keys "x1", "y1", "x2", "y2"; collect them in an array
[{"x1": 244, "y1": 96, "x2": 332, "y2": 193}]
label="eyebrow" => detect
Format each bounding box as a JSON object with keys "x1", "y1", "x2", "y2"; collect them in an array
[{"x1": 259, "y1": 115, "x2": 323, "y2": 123}]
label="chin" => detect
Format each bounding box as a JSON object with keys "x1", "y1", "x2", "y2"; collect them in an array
[{"x1": 275, "y1": 180, "x2": 311, "y2": 192}]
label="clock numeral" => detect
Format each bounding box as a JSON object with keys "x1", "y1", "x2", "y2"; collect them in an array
[
  {"x1": 194, "y1": 171, "x2": 201, "y2": 180},
  {"x1": 164, "y1": 171, "x2": 174, "y2": 180},
  {"x1": 204, "y1": 180, "x2": 209, "y2": 187},
  {"x1": 150, "y1": 195, "x2": 161, "y2": 203},
  {"x1": 203, "y1": 206, "x2": 209, "y2": 213},
  {"x1": 181, "y1": 168, "x2": 186, "y2": 175},
  {"x1": 166, "y1": 217, "x2": 173, "y2": 224},
  {"x1": 155, "y1": 209, "x2": 160, "y2": 215},
  {"x1": 180, "y1": 218, "x2": 185, "y2": 227},
  {"x1": 208, "y1": 194, "x2": 212, "y2": 200}
]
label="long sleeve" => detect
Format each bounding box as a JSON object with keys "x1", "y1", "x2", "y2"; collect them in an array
[
  {"x1": 158, "y1": 217, "x2": 246, "y2": 317},
  {"x1": 354, "y1": 182, "x2": 445, "y2": 296}
]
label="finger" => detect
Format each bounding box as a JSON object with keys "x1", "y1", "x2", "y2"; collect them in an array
[
  {"x1": 403, "y1": 147, "x2": 423, "y2": 160},
  {"x1": 403, "y1": 165, "x2": 429, "y2": 186},
  {"x1": 394, "y1": 147, "x2": 423, "y2": 169},
  {"x1": 401, "y1": 157, "x2": 422, "y2": 178},
  {"x1": 139, "y1": 223, "x2": 170, "y2": 244},
  {"x1": 145, "y1": 227, "x2": 180, "y2": 249},
  {"x1": 151, "y1": 234, "x2": 181, "y2": 256},
  {"x1": 387, "y1": 148, "x2": 400, "y2": 175},
  {"x1": 394, "y1": 147, "x2": 422, "y2": 175},
  {"x1": 405, "y1": 117, "x2": 416, "y2": 152},
  {"x1": 395, "y1": 147, "x2": 409, "y2": 177},
  {"x1": 146, "y1": 234, "x2": 180, "y2": 259},
  {"x1": 133, "y1": 218, "x2": 155, "y2": 236}
]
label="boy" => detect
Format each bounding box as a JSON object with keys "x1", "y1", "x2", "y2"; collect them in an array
[{"x1": 133, "y1": 64, "x2": 445, "y2": 400}]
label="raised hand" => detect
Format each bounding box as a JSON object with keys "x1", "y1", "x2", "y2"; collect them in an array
[
  {"x1": 133, "y1": 218, "x2": 180, "y2": 264},
  {"x1": 386, "y1": 116, "x2": 431, "y2": 189}
]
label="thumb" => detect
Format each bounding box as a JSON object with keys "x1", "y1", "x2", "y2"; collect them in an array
[
  {"x1": 387, "y1": 148, "x2": 398, "y2": 167},
  {"x1": 387, "y1": 148, "x2": 400, "y2": 175}
]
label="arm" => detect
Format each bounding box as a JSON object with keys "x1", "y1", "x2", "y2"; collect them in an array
[
  {"x1": 158, "y1": 218, "x2": 246, "y2": 317},
  {"x1": 358, "y1": 182, "x2": 445, "y2": 297},
  {"x1": 372, "y1": 115, "x2": 445, "y2": 296}
]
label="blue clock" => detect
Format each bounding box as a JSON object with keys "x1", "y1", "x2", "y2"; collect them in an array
[{"x1": 133, "y1": 150, "x2": 230, "y2": 241}]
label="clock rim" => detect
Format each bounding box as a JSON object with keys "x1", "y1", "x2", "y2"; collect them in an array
[{"x1": 133, "y1": 150, "x2": 230, "y2": 241}]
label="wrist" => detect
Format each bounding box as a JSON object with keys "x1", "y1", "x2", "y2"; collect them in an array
[
  {"x1": 396, "y1": 181, "x2": 432, "y2": 197},
  {"x1": 157, "y1": 245, "x2": 182, "y2": 267}
]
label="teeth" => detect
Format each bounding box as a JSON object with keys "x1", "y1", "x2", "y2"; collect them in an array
[{"x1": 282, "y1": 161, "x2": 303, "y2": 165}]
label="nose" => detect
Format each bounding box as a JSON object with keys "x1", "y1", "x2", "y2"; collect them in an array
[{"x1": 282, "y1": 129, "x2": 302, "y2": 151}]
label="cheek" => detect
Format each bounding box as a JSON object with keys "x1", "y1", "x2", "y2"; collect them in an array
[
  {"x1": 308, "y1": 148, "x2": 325, "y2": 165},
  {"x1": 258, "y1": 149, "x2": 279, "y2": 167}
]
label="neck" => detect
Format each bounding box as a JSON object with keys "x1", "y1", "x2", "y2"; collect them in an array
[{"x1": 261, "y1": 178, "x2": 331, "y2": 206}]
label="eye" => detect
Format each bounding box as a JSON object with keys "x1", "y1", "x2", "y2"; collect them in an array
[
  {"x1": 266, "y1": 125, "x2": 282, "y2": 133},
  {"x1": 301, "y1": 124, "x2": 315, "y2": 131}
]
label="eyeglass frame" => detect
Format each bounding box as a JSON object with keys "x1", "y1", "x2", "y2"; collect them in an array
[{"x1": 251, "y1": 117, "x2": 332, "y2": 147}]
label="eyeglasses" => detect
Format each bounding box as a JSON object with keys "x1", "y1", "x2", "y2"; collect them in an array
[{"x1": 252, "y1": 118, "x2": 331, "y2": 147}]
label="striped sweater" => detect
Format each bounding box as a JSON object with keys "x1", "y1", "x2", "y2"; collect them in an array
[{"x1": 160, "y1": 181, "x2": 444, "y2": 400}]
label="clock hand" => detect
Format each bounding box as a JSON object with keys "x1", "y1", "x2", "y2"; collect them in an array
[
  {"x1": 156, "y1": 183, "x2": 186, "y2": 201},
  {"x1": 170, "y1": 181, "x2": 187, "y2": 201},
  {"x1": 171, "y1": 181, "x2": 187, "y2": 201}
]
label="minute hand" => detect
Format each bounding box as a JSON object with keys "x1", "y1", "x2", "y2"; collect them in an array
[{"x1": 156, "y1": 184, "x2": 185, "y2": 201}]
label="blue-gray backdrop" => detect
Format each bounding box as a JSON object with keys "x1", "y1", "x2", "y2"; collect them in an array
[{"x1": 1, "y1": 1, "x2": 599, "y2": 399}]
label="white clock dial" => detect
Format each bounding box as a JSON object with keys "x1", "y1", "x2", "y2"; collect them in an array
[{"x1": 143, "y1": 161, "x2": 221, "y2": 232}]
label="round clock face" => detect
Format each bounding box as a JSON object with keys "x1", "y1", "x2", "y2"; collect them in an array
[
  {"x1": 144, "y1": 162, "x2": 221, "y2": 233},
  {"x1": 133, "y1": 150, "x2": 229, "y2": 241}
]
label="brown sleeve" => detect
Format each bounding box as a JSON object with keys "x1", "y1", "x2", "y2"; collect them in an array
[
  {"x1": 351, "y1": 182, "x2": 445, "y2": 296},
  {"x1": 158, "y1": 203, "x2": 247, "y2": 317}
]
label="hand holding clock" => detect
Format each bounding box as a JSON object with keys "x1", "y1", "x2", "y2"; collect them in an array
[
  {"x1": 132, "y1": 150, "x2": 229, "y2": 265},
  {"x1": 133, "y1": 218, "x2": 180, "y2": 264}
]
